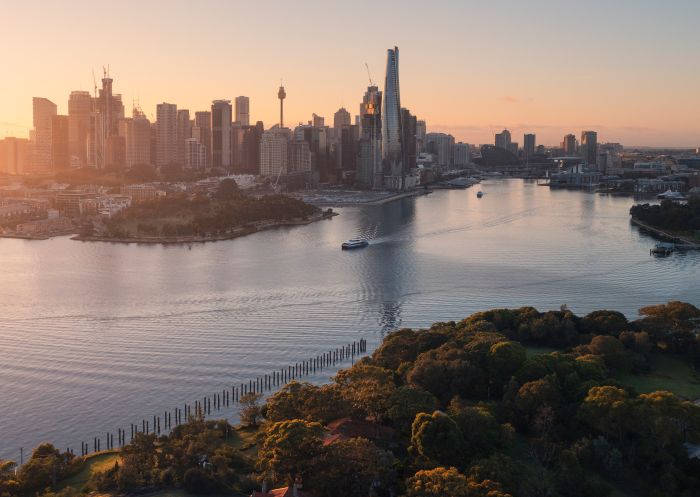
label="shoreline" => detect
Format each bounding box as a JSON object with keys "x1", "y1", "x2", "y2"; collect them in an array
[
  {"x1": 304, "y1": 188, "x2": 431, "y2": 207},
  {"x1": 72, "y1": 211, "x2": 337, "y2": 245},
  {"x1": 630, "y1": 217, "x2": 700, "y2": 249}
]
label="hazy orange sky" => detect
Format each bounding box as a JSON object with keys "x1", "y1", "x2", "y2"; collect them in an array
[{"x1": 2, "y1": 0, "x2": 699, "y2": 147}]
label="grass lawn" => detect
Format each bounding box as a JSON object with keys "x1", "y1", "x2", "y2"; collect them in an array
[
  {"x1": 616, "y1": 355, "x2": 700, "y2": 400},
  {"x1": 58, "y1": 451, "x2": 120, "y2": 490}
]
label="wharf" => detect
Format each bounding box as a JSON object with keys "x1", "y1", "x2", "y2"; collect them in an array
[{"x1": 631, "y1": 217, "x2": 700, "y2": 250}]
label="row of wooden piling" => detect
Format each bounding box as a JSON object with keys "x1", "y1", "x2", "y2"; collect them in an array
[{"x1": 73, "y1": 338, "x2": 367, "y2": 457}]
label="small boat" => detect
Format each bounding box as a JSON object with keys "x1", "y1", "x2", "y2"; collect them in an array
[
  {"x1": 342, "y1": 239, "x2": 369, "y2": 250},
  {"x1": 650, "y1": 243, "x2": 674, "y2": 256},
  {"x1": 657, "y1": 190, "x2": 686, "y2": 200},
  {"x1": 476, "y1": 191, "x2": 484, "y2": 198}
]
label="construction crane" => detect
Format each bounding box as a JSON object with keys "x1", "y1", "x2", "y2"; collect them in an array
[{"x1": 365, "y1": 63, "x2": 374, "y2": 86}]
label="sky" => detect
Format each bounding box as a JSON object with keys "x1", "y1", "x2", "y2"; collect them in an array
[{"x1": 1, "y1": 0, "x2": 699, "y2": 147}]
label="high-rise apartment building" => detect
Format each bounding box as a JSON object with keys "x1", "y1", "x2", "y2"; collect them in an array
[
  {"x1": 31, "y1": 97, "x2": 57, "y2": 174},
  {"x1": 415, "y1": 120, "x2": 427, "y2": 153},
  {"x1": 312, "y1": 114, "x2": 325, "y2": 128},
  {"x1": 382, "y1": 46, "x2": 404, "y2": 190},
  {"x1": 454, "y1": 142, "x2": 471, "y2": 168},
  {"x1": 235, "y1": 96, "x2": 250, "y2": 126},
  {"x1": 580, "y1": 131, "x2": 598, "y2": 167},
  {"x1": 211, "y1": 100, "x2": 232, "y2": 169},
  {"x1": 156, "y1": 103, "x2": 178, "y2": 167},
  {"x1": 259, "y1": 126, "x2": 290, "y2": 176},
  {"x1": 184, "y1": 138, "x2": 207, "y2": 170},
  {"x1": 426, "y1": 132, "x2": 455, "y2": 169},
  {"x1": 68, "y1": 91, "x2": 93, "y2": 167},
  {"x1": 401, "y1": 108, "x2": 417, "y2": 176},
  {"x1": 495, "y1": 129, "x2": 512, "y2": 151},
  {"x1": 523, "y1": 134, "x2": 536, "y2": 162},
  {"x1": 562, "y1": 134, "x2": 577, "y2": 155},
  {"x1": 194, "y1": 111, "x2": 211, "y2": 168},
  {"x1": 288, "y1": 140, "x2": 312, "y2": 173}
]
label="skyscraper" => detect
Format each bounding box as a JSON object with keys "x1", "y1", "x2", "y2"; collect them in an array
[
  {"x1": 581, "y1": 131, "x2": 598, "y2": 167},
  {"x1": 68, "y1": 91, "x2": 93, "y2": 168},
  {"x1": 119, "y1": 107, "x2": 151, "y2": 168},
  {"x1": 194, "y1": 111, "x2": 211, "y2": 168},
  {"x1": 312, "y1": 114, "x2": 325, "y2": 128},
  {"x1": 211, "y1": 100, "x2": 232, "y2": 169},
  {"x1": 51, "y1": 115, "x2": 70, "y2": 170},
  {"x1": 156, "y1": 103, "x2": 178, "y2": 167},
  {"x1": 31, "y1": 97, "x2": 57, "y2": 174},
  {"x1": 382, "y1": 46, "x2": 404, "y2": 190},
  {"x1": 415, "y1": 120, "x2": 427, "y2": 154},
  {"x1": 259, "y1": 126, "x2": 290, "y2": 176},
  {"x1": 523, "y1": 134, "x2": 536, "y2": 162},
  {"x1": 358, "y1": 85, "x2": 382, "y2": 189},
  {"x1": 235, "y1": 96, "x2": 250, "y2": 126},
  {"x1": 334, "y1": 108, "x2": 351, "y2": 130},
  {"x1": 426, "y1": 133, "x2": 455, "y2": 169},
  {"x1": 454, "y1": 142, "x2": 471, "y2": 168}
]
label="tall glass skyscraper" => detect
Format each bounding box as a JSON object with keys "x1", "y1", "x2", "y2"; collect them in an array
[{"x1": 382, "y1": 46, "x2": 404, "y2": 190}]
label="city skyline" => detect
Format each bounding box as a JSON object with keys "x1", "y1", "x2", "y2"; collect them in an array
[{"x1": 2, "y1": 0, "x2": 700, "y2": 147}]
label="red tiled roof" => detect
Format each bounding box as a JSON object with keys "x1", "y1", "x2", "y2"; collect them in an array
[
  {"x1": 251, "y1": 486, "x2": 313, "y2": 497},
  {"x1": 323, "y1": 417, "x2": 395, "y2": 445}
]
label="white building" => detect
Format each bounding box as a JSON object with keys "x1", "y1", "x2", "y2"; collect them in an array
[{"x1": 259, "y1": 126, "x2": 290, "y2": 176}]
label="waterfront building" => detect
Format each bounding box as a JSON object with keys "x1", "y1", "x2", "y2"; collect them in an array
[
  {"x1": 580, "y1": 131, "x2": 598, "y2": 167},
  {"x1": 358, "y1": 85, "x2": 383, "y2": 189},
  {"x1": 176, "y1": 109, "x2": 192, "y2": 166},
  {"x1": 426, "y1": 132, "x2": 455, "y2": 170},
  {"x1": 495, "y1": 129, "x2": 511, "y2": 151},
  {"x1": 562, "y1": 134, "x2": 577, "y2": 155},
  {"x1": 259, "y1": 126, "x2": 290, "y2": 176},
  {"x1": 31, "y1": 97, "x2": 57, "y2": 174},
  {"x1": 334, "y1": 108, "x2": 351, "y2": 130},
  {"x1": 235, "y1": 96, "x2": 250, "y2": 126},
  {"x1": 382, "y1": 46, "x2": 405, "y2": 190},
  {"x1": 68, "y1": 91, "x2": 93, "y2": 167},
  {"x1": 454, "y1": 142, "x2": 471, "y2": 168},
  {"x1": 211, "y1": 100, "x2": 232, "y2": 169},
  {"x1": 156, "y1": 103, "x2": 178, "y2": 167},
  {"x1": 523, "y1": 134, "x2": 536, "y2": 162}
]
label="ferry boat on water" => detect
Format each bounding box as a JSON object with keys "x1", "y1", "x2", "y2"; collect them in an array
[
  {"x1": 477, "y1": 191, "x2": 484, "y2": 198},
  {"x1": 651, "y1": 243, "x2": 674, "y2": 256},
  {"x1": 342, "y1": 239, "x2": 369, "y2": 250}
]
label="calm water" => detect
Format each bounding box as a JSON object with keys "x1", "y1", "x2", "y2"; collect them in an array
[{"x1": 1, "y1": 179, "x2": 698, "y2": 460}]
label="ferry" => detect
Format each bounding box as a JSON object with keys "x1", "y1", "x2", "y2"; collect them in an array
[
  {"x1": 657, "y1": 190, "x2": 686, "y2": 201},
  {"x1": 650, "y1": 243, "x2": 674, "y2": 256},
  {"x1": 342, "y1": 239, "x2": 369, "y2": 250},
  {"x1": 476, "y1": 191, "x2": 484, "y2": 198}
]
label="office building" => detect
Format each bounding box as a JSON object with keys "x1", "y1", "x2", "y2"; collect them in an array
[
  {"x1": 211, "y1": 100, "x2": 232, "y2": 169},
  {"x1": 51, "y1": 115, "x2": 70, "y2": 170},
  {"x1": 358, "y1": 85, "x2": 383, "y2": 189},
  {"x1": 235, "y1": 96, "x2": 250, "y2": 126},
  {"x1": 185, "y1": 138, "x2": 207, "y2": 170},
  {"x1": 426, "y1": 132, "x2": 455, "y2": 169},
  {"x1": 334, "y1": 108, "x2": 351, "y2": 130},
  {"x1": 156, "y1": 103, "x2": 178, "y2": 167},
  {"x1": 176, "y1": 109, "x2": 191, "y2": 166},
  {"x1": 194, "y1": 111, "x2": 211, "y2": 168},
  {"x1": 416, "y1": 120, "x2": 427, "y2": 153},
  {"x1": 312, "y1": 113, "x2": 325, "y2": 128},
  {"x1": 119, "y1": 108, "x2": 152, "y2": 168},
  {"x1": 68, "y1": 91, "x2": 93, "y2": 168},
  {"x1": 0, "y1": 137, "x2": 30, "y2": 175},
  {"x1": 288, "y1": 140, "x2": 312, "y2": 173}
]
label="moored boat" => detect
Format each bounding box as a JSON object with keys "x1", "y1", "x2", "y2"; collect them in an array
[{"x1": 342, "y1": 239, "x2": 369, "y2": 250}]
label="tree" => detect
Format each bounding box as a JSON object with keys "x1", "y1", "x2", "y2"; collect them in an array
[
  {"x1": 307, "y1": 438, "x2": 394, "y2": 497},
  {"x1": 577, "y1": 386, "x2": 632, "y2": 442},
  {"x1": 257, "y1": 420, "x2": 324, "y2": 485},
  {"x1": 514, "y1": 375, "x2": 560, "y2": 421},
  {"x1": 183, "y1": 467, "x2": 217, "y2": 494},
  {"x1": 487, "y1": 341, "x2": 526, "y2": 385},
  {"x1": 214, "y1": 178, "x2": 239, "y2": 200},
  {"x1": 406, "y1": 467, "x2": 469, "y2": 497},
  {"x1": 385, "y1": 386, "x2": 439, "y2": 436},
  {"x1": 586, "y1": 335, "x2": 630, "y2": 371},
  {"x1": 410, "y1": 411, "x2": 465, "y2": 468},
  {"x1": 264, "y1": 381, "x2": 350, "y2": 424},
  {"x1": 239, "y1": 392, "x2": 264, "y2": 427},
  {"x1": 0, "y1": 460, "x2": 19, "y2": 497},
  {"x1": 334, "y1": 364, "x2": 396, "y2": 421}
]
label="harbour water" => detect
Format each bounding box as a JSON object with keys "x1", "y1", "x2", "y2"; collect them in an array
[{"x1": 1, "y1": 179, "x2": 699, "y2": 460}]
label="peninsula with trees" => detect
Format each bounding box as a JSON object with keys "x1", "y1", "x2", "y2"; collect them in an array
[
  {"x1": 78, "y1": 179, "x2": 330, "y2": 244},
  {"x1": 3, "y1": 302, "x2": 700, "y2": 497}
]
